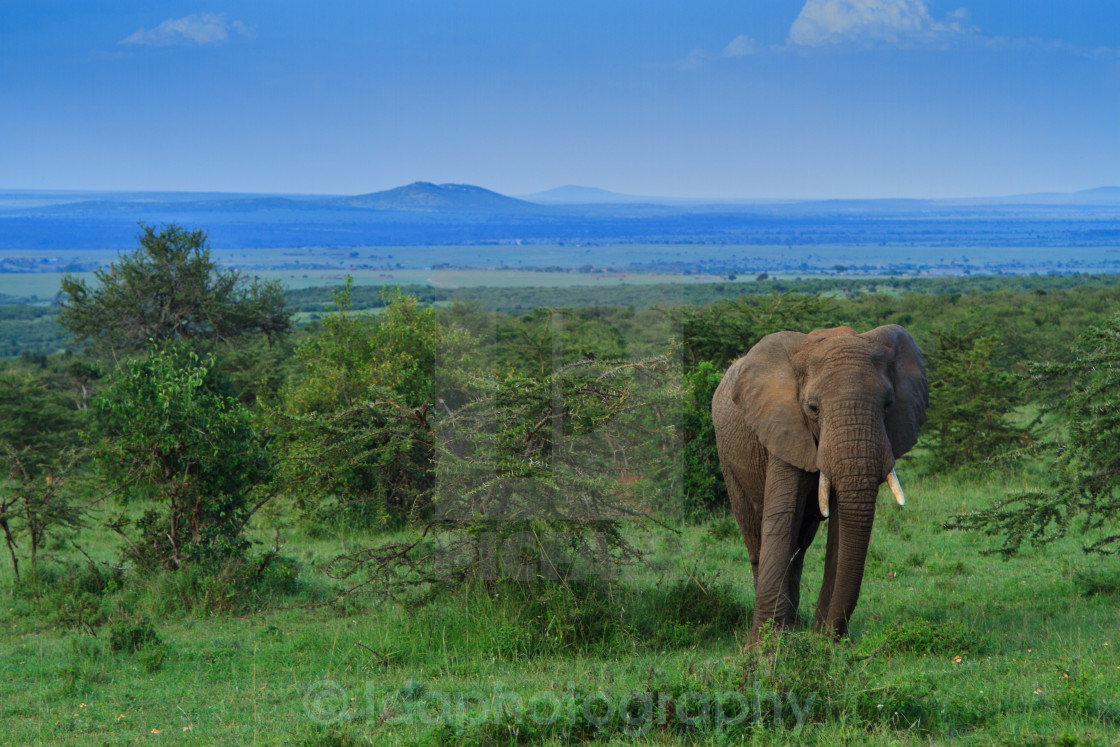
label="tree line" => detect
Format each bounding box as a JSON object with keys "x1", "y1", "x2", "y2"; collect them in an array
[{"x1": 1, "y1": 224, "x2": 1118, "y2": 618}]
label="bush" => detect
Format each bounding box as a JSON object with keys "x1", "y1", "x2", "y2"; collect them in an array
[
  {"x1": 139, "y1": 548, "x2": 304, "y2": 615},
  {"x1": 633, "y1": 576, "x2": 746, "y2": 647},
  {"x1": 58, "y1": 222, "x2": 289, "y2": 355},
  {"x1": 681, "y1": 361, "x2": 726, "y2": 518},
  {"x1": 948, "y1": 312, "x2": 1120, "y2": 554},
  {"x1": 276, "y1": 283, "x2": 476, "y2": 527},
  {"x1": 863, "y1": 617, "x2": 991, "y2": 656},
  {"x1": 108, "y1": 617, "x2": 160, "y2": 653},
  {"x1": 924, "y1": 325, "x2": 1027, "y2": 470},
  {"x1": 92, "y1": 343, "x2": 271, "y2": 569}
]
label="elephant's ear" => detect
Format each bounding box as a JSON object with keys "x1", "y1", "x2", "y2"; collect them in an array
[
  {"x1": 861, "y1": 324, "x2": 928, "y2": 458},
  {"x1": 731, "y1": 330, "x2": 817, "y2": 472}
]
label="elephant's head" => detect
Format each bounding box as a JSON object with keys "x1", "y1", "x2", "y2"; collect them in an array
[{"x1": 733, "y1": 324, "x2": 927, "y2": 635}]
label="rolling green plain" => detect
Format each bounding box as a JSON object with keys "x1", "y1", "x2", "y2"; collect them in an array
[
  {"x1": 0, "y1": 267, "x2": 783, "y2": 303},
  {"x1": 2, "y1": 253, "x2": 1120, "y2": 745},
  {"x1": 3, "y1": 470, "x2": 1118, "y2": 745}
]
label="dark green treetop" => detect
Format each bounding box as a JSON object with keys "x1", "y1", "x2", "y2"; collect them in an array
[
  {"x1": 948, "y1": 312, "x2": 1120, "y2": 554},
  {"x1": 58, "y1": 223, "x2": 290, "y2": 355}
]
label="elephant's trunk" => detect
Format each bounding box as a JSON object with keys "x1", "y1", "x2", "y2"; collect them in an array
[
  {"x1": 820, "y1": 499, "x2": 876, "y2": 636},
  {"x1": 815, "y1": 397, "x2": 893, "y2": 637}
]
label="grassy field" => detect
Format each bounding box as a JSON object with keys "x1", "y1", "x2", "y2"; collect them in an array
[
  {"x1": 3, "y1": 466, "x2": 1118, "y2": 745},
  {"x1": 0, "y1": 268, "x2": 773, "y2": 304},
  {"x1": 251, "y1": 268, "x2": 755, "y2": 291}
]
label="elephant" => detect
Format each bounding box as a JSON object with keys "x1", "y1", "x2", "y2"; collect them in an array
[{"x1": 711, "y1": 324, "x2": 927, "y2": 640}]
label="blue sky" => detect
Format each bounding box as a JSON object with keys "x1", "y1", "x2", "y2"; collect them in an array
[{"x1": 2, "y1": 1, "x2": 1118, "y2": 198}]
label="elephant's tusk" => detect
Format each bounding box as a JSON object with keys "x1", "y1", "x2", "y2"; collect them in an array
[
  {"x1": 818, "y1": 472, "x2": 831, "y2": 517},
  {"x1": 887, "y1": 469, "x2": 905, "y2": 506}
]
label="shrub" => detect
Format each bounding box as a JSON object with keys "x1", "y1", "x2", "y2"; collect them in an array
[
  {"x1": 92, "y1": 343, "x2": 271, "y2": 570},
  {"x1": 633, "y1": 576, "x2": 746, "y2": 647},
  {"x1": 108, "y1": 617, "x2": 160, "y2": 653},
  {"x1": 863, "y1": 618, "x2": 991, "y2": 656},
  {"x1": 924, "y1": 325, "x2": 1027, "y2": 470},
  {"x1": 276, "y1": 283, "x2": 476, "y2": 527},
  {"x1": 681, "y1": 361, "x2": 726, "y2": 518},
  {"x1": 948, "y1": 312, "x2": 1120, "y2": 554},
  {"x1": 58, "y1": 222, "x2": 289, "y2": 355}
]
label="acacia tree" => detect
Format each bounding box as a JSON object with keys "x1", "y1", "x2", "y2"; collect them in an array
[
  {"x1": 923, "y1": 325, "x2": 1027, "y2": 469},
  {"x1": 59, "y1": 223, "x2": 290, "y2": 355},
  {"x1": 275, "y1": 282, "x2": 475, "y2": 527},
  {"x1": 0, "y1": 370, "x2": 87, "y2": 582},
  {"x1": 948, "y1": 313, "x2": 1120, "y2": 554},
  {"x1": 94, "y1": 344, "x2": 271, "y2": 569},
  {"x1": 323, "y1": 344, "x2": 682, "y2": 606}
]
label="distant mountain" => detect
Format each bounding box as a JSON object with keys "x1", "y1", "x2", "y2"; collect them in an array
[
  {"x1": 332, "y1": 182, "x2": 541, "y2": 212},
  {"x1": 521, "y1": 185, "x2": 666, "y2": 205},
  {"x1": 931, "y1": 186, "x2": 1120, "y2": 207},
  {"x1": 3, "y1": 182, "x2": 1118, "y2": 256},
  {"x1": 1008, "y1": 186, "x2": 1120, "y2": 205}
]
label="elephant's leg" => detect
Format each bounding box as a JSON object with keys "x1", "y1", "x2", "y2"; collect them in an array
[
  {"x1": 719, "y1": 438, "x2": 766, "y2": 597},
  {"x1": 812, "y1": 511, "x2": 840, "y2": 632},
  {"x1": 725, "y1": 471, "x2": 761, "y2": 582},
  {"x1": 750, "y1": 456, "x2": 814, "y2": 638},
  {"x1": 782, "y1": 511, "x2": 821, "y2": 627}
]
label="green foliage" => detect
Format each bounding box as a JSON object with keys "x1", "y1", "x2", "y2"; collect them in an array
[
  {"x1": 948, "y1": 312, "x2": 1120, "y2": 554},
  {"x1": 14, "y1": 560, "x2": 126, "y2": 634},
  {"x1": 323, "y1": 338, "x2": 681, "y2": 604},
  {"x1": 0, "y1": 368, "x2": 84, "y2": 471},
  {"x1": 58, "y1": 223, "x2": 290, "y2": 355},
  {"x1": 678, "y1": 291, "x2": 836, "y2": 370},
  {"x1": 92, "y1": 344, "x2": 271, "y2": 569},
  {"x1": 924, "y1": 325, "x2": 1028, "y2": 469},
  {"x1": 135, "y1": 549, "x2": 303, "y2": 614},
  {"x1": 0, "y1": 305, "x2": 66, "y2": 358},
  {"x1": 0, "y1": 368, "x2": 88, "y2": 582},
  {"x1": 108, "y1": 617, "x2": 160, "y2": 653},
  {"x1": 494, "y1": 307, "x2": 631, "y2": 375},
  {"x1": 276, "y1": 282, "x2": 475, "y2": 527},
  {"x1": 632, "y1": 576, "x2": 746, "y2": 647},
  {"x1": 0, "y1": 451, "x2": 88, "y2": 583},
  {"x1": 863, "y1": 618, "x2": 991, "y2": 656},
  {"x1": 212, "y1": 332, "x2": 302, "y2": 406},
  {"x1": 681, "y1": 361, "x2": 725, "y2": 518}
]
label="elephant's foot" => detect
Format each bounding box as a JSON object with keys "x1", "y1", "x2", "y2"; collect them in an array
[
  {"x1": 811, "y1": 615, "x2": 849, "y2": 639},
  {"x1": 745, "y1": 616, "x2": 797, "y2": 648}
]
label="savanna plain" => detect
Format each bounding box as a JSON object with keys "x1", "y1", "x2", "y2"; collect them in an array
[{"x1": 1, "y1": 231, "x2": 1119, "y2": 746}]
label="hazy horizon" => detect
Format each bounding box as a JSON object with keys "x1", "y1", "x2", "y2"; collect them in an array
[
  {"x1": 3, "y1": 2, "x2": 1118, "y2": 200},
  {"x1": 1, "y1": 181, "x2": 1118, "y2": 205}
]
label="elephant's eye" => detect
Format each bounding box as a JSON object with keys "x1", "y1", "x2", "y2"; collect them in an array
[
  {"x1": 807, "y1": 403, "x2": 819, "y2": 414},
  {"x1": 885, "y1": 398, "x2": 895, "y2": 411}
]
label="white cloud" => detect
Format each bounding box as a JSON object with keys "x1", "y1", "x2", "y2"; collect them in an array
[
  {"x1": 675, "y1": 48, "x2": 711, "y2": 70},
  {"x1": 722, "y1": 35, "x2": 758, "y2": 58},
  {"x1": 674, "y1": 35, "x2": 757, "y2": 70},
  {"x1": 120, "y1": 13, "x2": 255, "y2": 47},
  {"x1": 788, "y1": 0, "x2": 973, "y2": 47}
]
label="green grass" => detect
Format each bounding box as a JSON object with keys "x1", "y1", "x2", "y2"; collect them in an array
[
  {"x1": 1, "y1": 469, "x2": 1118, "y2": 745},
  {"x1": 0, "y1": 267, "x2": 775, "y2": 303}
]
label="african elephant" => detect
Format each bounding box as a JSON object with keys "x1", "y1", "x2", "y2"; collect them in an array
[{"x1": 711, "y1": 325, "x2": 927, "y2": 640}]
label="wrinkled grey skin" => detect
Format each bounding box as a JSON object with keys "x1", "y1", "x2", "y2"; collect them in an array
[{"x1": 711, "y1": 325, "x2": 927, "y2": 640}]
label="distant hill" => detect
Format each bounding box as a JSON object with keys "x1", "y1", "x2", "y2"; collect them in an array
[
  {"x1": 1, "y1": 182, "x2": 1117, "y2": 257},
  {"x1": 520, "y1": 185, "x2": 665, "y2": 205},
  {"x1": 332, "y1": 182, "x2": 541, "y2": 212},
  {"x1": 926, "y1": 186, "x2": 1120, "y2": 207},
  {"x1": 1003, "y1": 186, "x2": 1120, "y2": 205}
]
